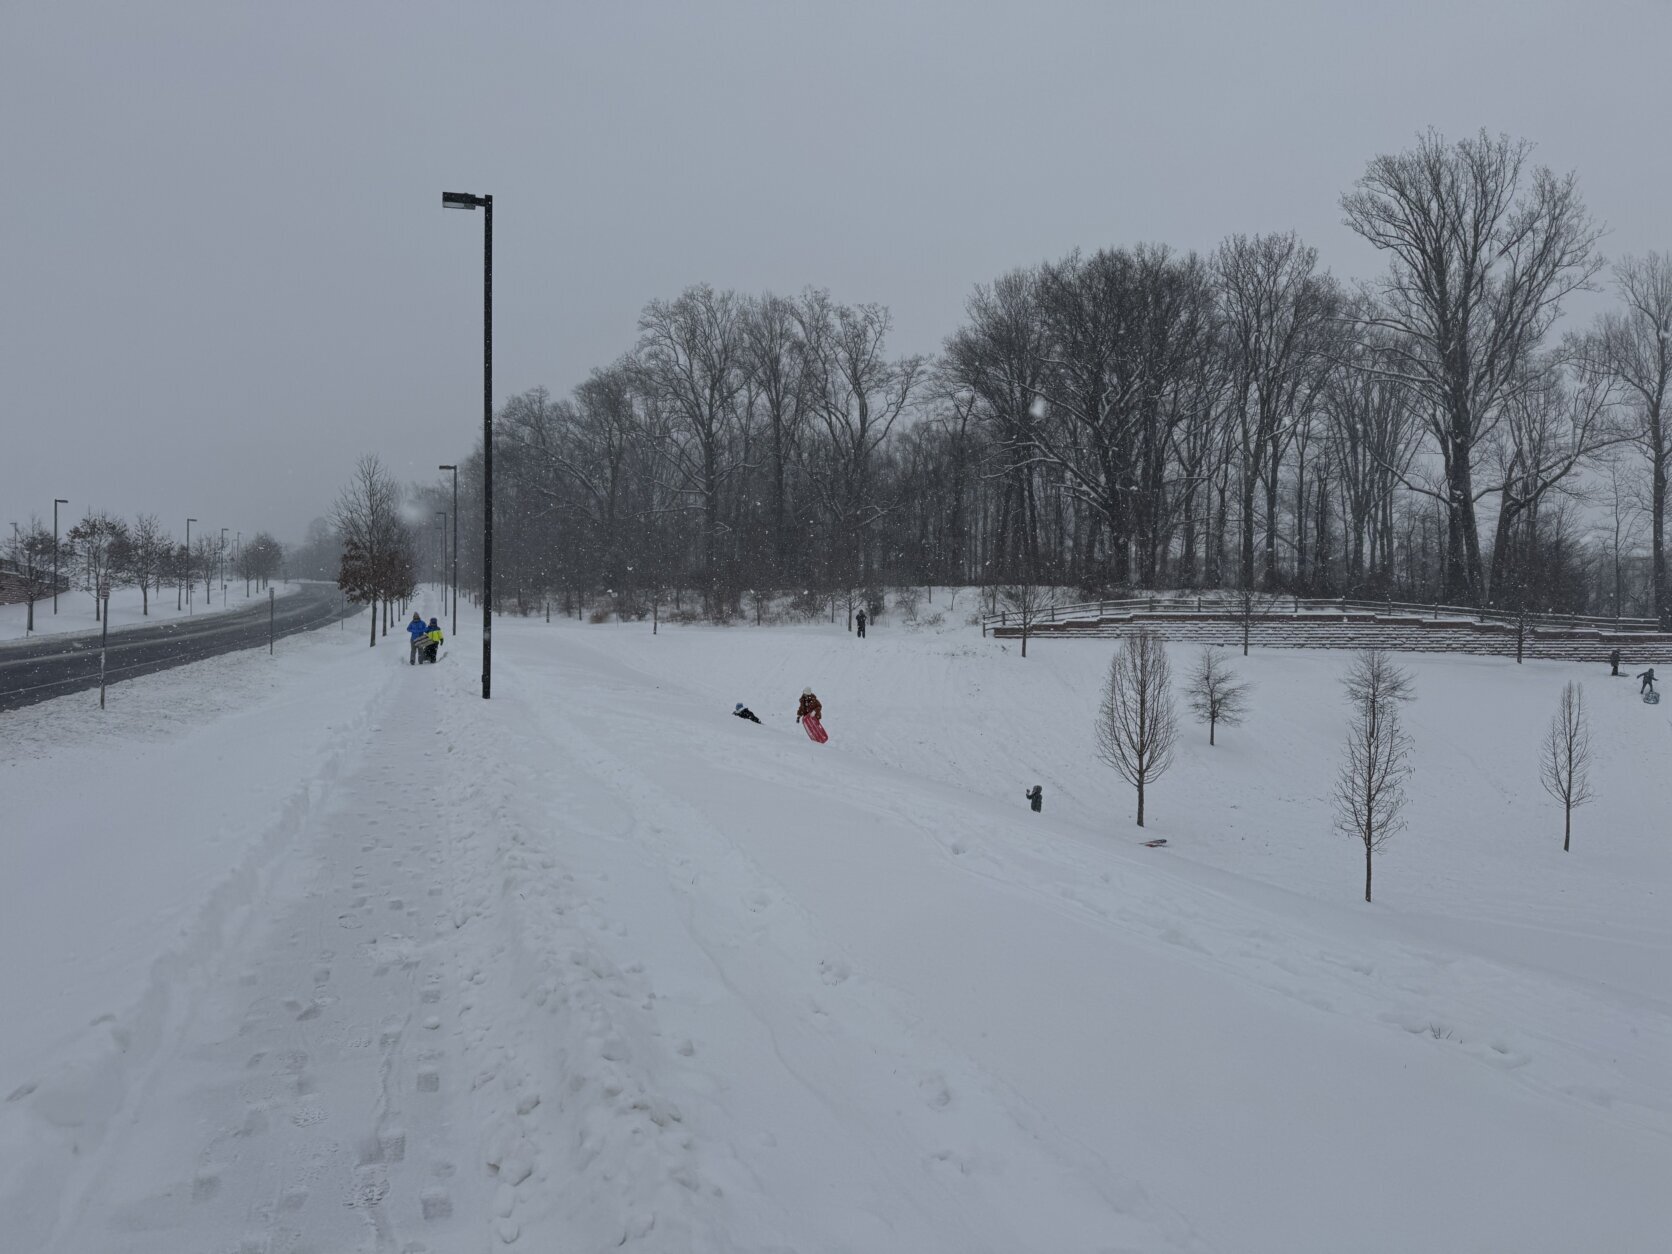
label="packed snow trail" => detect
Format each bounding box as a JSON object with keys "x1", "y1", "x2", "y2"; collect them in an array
[{"x1": 33, "y1": 667, "x2": 493, "y2": 1253}]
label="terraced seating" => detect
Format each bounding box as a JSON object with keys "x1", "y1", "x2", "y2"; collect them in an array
[{"x1": 990, "y1": 607, "x2": 1672, "y2": 664}]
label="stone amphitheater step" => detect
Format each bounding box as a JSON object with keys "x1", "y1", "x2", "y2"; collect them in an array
[{"x1": 993, "y1": 613, "x2": 1672, "y2": 664}]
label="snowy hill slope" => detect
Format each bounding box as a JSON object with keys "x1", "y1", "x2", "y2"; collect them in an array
[{"x1": 1, "y1": 615, "x2": 1667, "y2": 1252}]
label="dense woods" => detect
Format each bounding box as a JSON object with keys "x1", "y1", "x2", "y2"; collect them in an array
[{"x1": 322, "y1": 131, "x2": 1670, "y2": 628}]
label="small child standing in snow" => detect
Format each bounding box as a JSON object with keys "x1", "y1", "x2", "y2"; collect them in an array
[
  {"x1": 1640, "y1": 667, "x2": 1658, "y2": 695},
  {"x1": 1026, "y1": 785, "x2": 1043, "y2": 813}
]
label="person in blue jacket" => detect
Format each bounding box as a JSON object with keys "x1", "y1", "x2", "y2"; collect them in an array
[{"x1": 407, "y1": 612, "x2": 428, "y2": 665}]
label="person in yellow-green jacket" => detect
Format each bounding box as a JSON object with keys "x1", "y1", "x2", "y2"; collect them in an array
[{"x1": 421, "y1": 618, "x2": 444, "y2": 664}]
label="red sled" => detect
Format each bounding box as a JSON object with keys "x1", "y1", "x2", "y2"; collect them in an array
[{"x1": 801, "y1": 714, "x2": 829, "y2": 743}]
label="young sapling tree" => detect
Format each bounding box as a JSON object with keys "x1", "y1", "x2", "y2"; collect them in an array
[
  {"x1": 1186, "y1": 647, "x2": 1251, "y2": 745},
  {"x1": 1096, "y1": 629, "x2": 1178, "y2": 828},
  {"x1": 1333, "y1": 649, "x2": 1414, "y2": 903},
  {"x1": 1539, "y1": 681, "x2": 1593, "y2": 852}
]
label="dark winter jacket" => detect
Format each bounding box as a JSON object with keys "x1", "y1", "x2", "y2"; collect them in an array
[
  {"x1": 733, "y1": 706, "x2": 761, "y2": 724},
  {"x1": 796, "y1": 692, "x2": 823, "y2": 721},
  {"x1": 1026, "y1": 786, "x2": 1042, "y2": 813}
]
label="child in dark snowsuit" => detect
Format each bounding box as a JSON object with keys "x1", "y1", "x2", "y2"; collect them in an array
[
  {"x1": 733, "y1": 703, "x2": 762, "y2": 724},
  {"x1": 1026, "y1": 785, "x2": 1042, "y2": 813},
  {"x1": 1640, "y1": 668, "x2": 1658, "y2": 695}
]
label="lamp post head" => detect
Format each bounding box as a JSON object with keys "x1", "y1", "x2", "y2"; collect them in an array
[
  {"x1": 54, "y1": 498, "x2": 68, "y2": 505},
  {"x1": 441, "y1": 192, "x2": 487, "y2": 211},
  {"x1": 439, "y1": 464, "x2": 456, "y2": 472}
]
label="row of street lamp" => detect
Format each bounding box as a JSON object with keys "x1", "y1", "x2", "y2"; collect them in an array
[{"x1": 43, "y1": 502, "x2": 241, "y2": 615}]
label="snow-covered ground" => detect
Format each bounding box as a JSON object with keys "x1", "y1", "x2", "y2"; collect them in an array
[
  {"x1": 0, "y1": 580, "x2": 298, "y2": 642},
  {"x1": 1, "y1": 608, "x2": 1667, "y2": 1252}
]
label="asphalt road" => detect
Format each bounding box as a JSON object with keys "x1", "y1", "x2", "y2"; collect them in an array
[{"x1": 0, "y1": 582, "x2": 360, "y2": 713}]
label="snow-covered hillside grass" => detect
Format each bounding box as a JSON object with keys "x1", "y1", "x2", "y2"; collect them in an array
[
  {"x1": 0, "y1": 579, "x2": 298, "y2": 642},
  {"x1": 2, "y1": 611, "x2": 1666, "y2": 1252}
]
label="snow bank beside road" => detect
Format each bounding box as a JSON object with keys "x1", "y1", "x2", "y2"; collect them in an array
[
  {"x1": 0, "y1": 614, "x2": 394, "y2": 1250},
  {"x1": 0, "y1": 580, "x2": 300, "y2": 643}
]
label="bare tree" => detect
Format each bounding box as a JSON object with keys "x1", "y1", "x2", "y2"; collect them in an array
[
  {"x1": 1342, "y1": 129, "x2": 1603, "y2": 604},
  {"x1": 1231, "y1": 586, "x2": 1283, "y2": 656},
  {"x1": 119, "y1": 514, "x2": 167, "y2": 616},
  {"x1": 1584, "y1": 253, "x2": 1672, "y2": 628},
  {"x1": 1539, "y1": 681, "x2": 1593, "y2": 852},
  {"x1": 798, "y1": 291, "x2": 926, "y2": 600},
  {"x1": 1595, "y1": 455, "x2": 1647, "y2": 617},
  {"x1": 243, "y1": 532, "x2": 285, "y2": 591},
  {"x1": 3, "y1": 519, "x2": 57, "y2": 634},
  {"x1": 1333, "y1": 649, "x2": 1414, "y2": 903},
  {"x1": 1215, "y1": 231, "x2": 1339, "y2": 590},
  {"x1": 1323, "y1": 325, "x2": 1423, "y2": 590},
  {"x1": 1485, "y1": 359, "x2": 1624, "y2": 605},
  {"x1": 67, "y1": 511, "x2": 128, "y2": 621},
  {"x1": 334, "y1": 454, "x2": 405, "y2": 646},
  {"x1": 1186, "y1": 647, "x2": 1251, "y2": 745},
  {"x1": 998, "y1": 572, "x2": 1059, "y2": 658},
  {"x1": 1096, "y1": 629, "x2": 1178, "y2": 827},
  {"x1": 636, "y1": 285, "x2": 751, "y2": 607}
]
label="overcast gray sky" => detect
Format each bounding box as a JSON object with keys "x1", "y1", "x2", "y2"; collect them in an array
[{"x1": 3, "y1": 0, "x2": 1667, "y2": 543}]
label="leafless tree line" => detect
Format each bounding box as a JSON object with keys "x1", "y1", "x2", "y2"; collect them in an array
[
  {"x1": 3, "y1": 509, "x2": 283, "y2": 631},
  {"x1": 399, "y1": 130, "x2": 1667, "y2": 627}
]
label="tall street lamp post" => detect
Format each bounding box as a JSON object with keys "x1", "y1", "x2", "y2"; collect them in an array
[
  {"x1": 441, "y1": 191, "x2": 493, "y2": 698},
  {"x1": 220, "y1": 527, "x2": 229, "y2": 604},
  {"x1": 435, "y1": 510, "x2": 447, "y2": 607},
  {"x1": 186, "y1": 518, "x2": 197, "y2": 613},
  {"x1": 438, "y1": 464, "x2": 458, "y2": 637},
  {"x1": 53, "y1": 498, "x2": 68, "y2": 613}
]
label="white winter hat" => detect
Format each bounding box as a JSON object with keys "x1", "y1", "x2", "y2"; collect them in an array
[{"x1": 802, "y1": 687, "x2": 813, "y2": 695}]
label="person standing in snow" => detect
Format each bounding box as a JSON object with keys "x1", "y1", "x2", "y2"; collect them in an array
[
  {"x1": 1026, "y1": 785, "x2": 1043, "y2": 813},
  {"x1": 855, "y1": 608, "x2": 867, "y2": 638},
  {"x1": 422, "y1": 618, "x2": 444, "y2": 663},
  {"x1": 1609, "y1": 648, "x2": 1621, "y2": 677},
  {"x1": 733, "y1": 702, "x2": 762, "y2": 724},
  {"x1": 407, "y1": 612, "x2": 428, "y2": 665},
  {"x1": 796, "y1": 687, "x2": 822, "y2": 722},
  {"x1": 1639, "y1": 667, "x2": 1658, "y2": 695}
]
